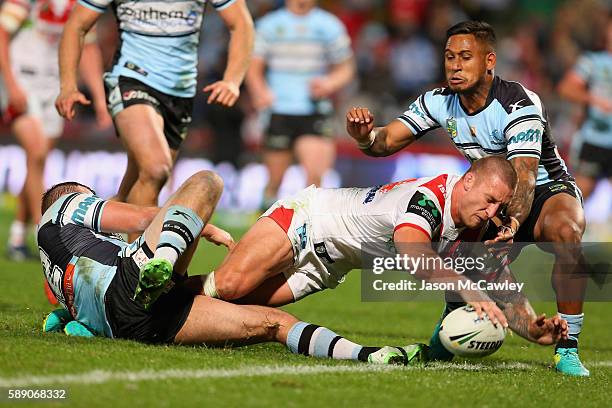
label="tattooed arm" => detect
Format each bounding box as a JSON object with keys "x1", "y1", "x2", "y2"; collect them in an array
[{"x1": 485, "y1": 264, "x2": 568, "y2": 344}]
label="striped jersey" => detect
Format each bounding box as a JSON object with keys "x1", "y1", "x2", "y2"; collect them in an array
[
  {"x1": 398, "y1": 76, "x2": 571, "y2": 185},
  {"x1": 253, "y1": 7, "x2": 352, "y2": 115},
  {"x1": 78, "y1": 0, "x2": 236, "y2": 97},
  {"x1": 573, "y1": 51, "x2": 612, "y2": 148}
]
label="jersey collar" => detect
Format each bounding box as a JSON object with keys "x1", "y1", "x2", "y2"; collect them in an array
[{"x1": 457, "y1": 76, "x2": 500, "y2": 116}]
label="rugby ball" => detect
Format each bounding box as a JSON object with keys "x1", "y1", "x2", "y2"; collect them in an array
[{"x1": 439, "y1": 305, "x2": 506, "y2": 357}]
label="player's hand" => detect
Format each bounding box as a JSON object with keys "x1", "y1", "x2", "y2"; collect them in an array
[
  {"x1": 6, "y1": 83, "x2": 28, "y2": 117},
  {"x1": 527, "y1": 314, "x2": 568, "y2": 345},
  {"x1": 310, "y1": 76, "x2": 334, "y2": 99},
  {"x1": 485, "y1": 216, "x2": 519, "y2": 246},
  {"x1": 346, "y1": 106, "x2": 375, "y2": 144},
  {"x1": 251, "y1": 86, "x2": 274, "y2": 111},
  {"x1": 468, "y1": 300, "x2": 508, "y2": 328},
  {"x1": 203, "y1": 80, "x2": 240, "y2": 107},
  {"x1": 590, "y1": 94, "x2": 612, "y2": 113},
  {"x1": 55, "y1": 88, "x2": 91, "y2": 121},
  {"x1": 202, "y1": 224, "x2": 235, "y2": 250}
]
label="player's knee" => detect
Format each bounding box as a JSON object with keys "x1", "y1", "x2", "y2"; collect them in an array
[
  {"x1": 215, "y1": 268, "x2": 252, "y2": 301},
  {"x1": 137, "y1": 162, "x2": 172, "y2": 186},
  {"x1": 551, "y1": 220, "x2": 583, "y2": 244},
  {"x1": 191, "y1": 170, "x2": 224, "y2": 198}
]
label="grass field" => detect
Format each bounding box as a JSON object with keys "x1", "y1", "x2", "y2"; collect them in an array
[{"x1": 0, "y1": 198, "x2": 610, "y2": 408}]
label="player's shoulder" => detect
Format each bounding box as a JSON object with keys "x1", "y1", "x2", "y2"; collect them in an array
[
  {"x1": 309, "y1": 7, "x2": 345, "y2": 32},
  {"x1": 256, "y1": 7, "x2": 286, "y2": 27},
  {"x1": 491, "y1": 76, "x2": 542, "y2": 115}
]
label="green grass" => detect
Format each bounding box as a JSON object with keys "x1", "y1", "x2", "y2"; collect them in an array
[{"x1": 0, "y1": 201, "x2": 610, "y2": 407}]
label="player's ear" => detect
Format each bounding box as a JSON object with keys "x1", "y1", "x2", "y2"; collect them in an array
[
  {"x1": 464, "y1": 172, "x2": 475, "y2": 191},
  {"x1": 486, "y1": 51, "x2": 496, "y2": 74}
]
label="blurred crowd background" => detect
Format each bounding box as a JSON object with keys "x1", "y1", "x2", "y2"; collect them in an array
[{"x1": 1, "y1": 0, "x2": 611, "y2": 236}]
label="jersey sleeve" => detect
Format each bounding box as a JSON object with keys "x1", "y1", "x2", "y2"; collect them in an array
[
  {"x1": 211, "y1": 0, "x2": 238, "y2": 11},
  {"x1": 393, "y1": 189, "x2": 443, "y2": 240},
  {"x1": 503, "y1": 105, "x2": 545, "y2": 160},
  {"x1": 324, "y1": 15, "x2": 352, "y2": 65},
  {"x1": 78, "y1": 0, "x2": 112, "y2": 13},
  {"x1": 54, "y1": 193, "x2": 108, "y2": 233},
  {"x1": 573, "y1": 53, "x2": 593, "y2": 83},
  {"x1": 396, "y1": 90, "x2": 441, "y2": 138}
]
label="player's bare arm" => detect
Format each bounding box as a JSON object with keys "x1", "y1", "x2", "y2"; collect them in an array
[
  {"x1": 393, "y1": 226, "x2": 508, "y2": 327},
  {"x1": 558, "y1": 70, "x2": 612, "y2": 113},
  {"x1": 56, "y1": 4, "x2": 100, "y2": 120},
  {"x1": 79, "y1": 38, "x2": 112, "y2": 128},
  {"x1": 489, "y1": 157, "x2": 538, "y2": 242},
  {"x1": 481, "y1": 264, "x2": 568, "y2": 344},
  {"x1": 310, "y1": 57, "x2": 356, "y2": 99},
  {"x1": 346, "y1": 107, "x2": 418, "y2": 157},
  {"x1": 203, "y1": 0, "x2": 254, "y2": 107},
  {"x1": 246, "y1": 56, "x2": 274, "y2": 110}
]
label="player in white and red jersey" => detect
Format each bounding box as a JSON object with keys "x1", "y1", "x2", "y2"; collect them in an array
[
  {"x1": 190, "y1": 157, "x2": 560, "y2": 349},
  {"x1": 0, "y1": 0, "x2": 110, "y2": 302}
]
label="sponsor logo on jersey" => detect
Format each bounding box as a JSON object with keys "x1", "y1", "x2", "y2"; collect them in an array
[
  {"x1": 446, "y1": 117, "x2": 457, "y2": 138},
  {"x1": 363, "y1": 185, "x2": 382, "y2": 204},
  {"x1": 405, "y1": 192, "x2": 441, "y2": 231},
  {"x1": 508, "y1": 128, "x2": 541, "y2": 144},
  {"x1": 509, "y1": 99, "x2": 525, "y2": 113},
  {"x1": 296, "y1": 223, "x2": 307, "y2": 250},
  {"x1": 408, "y1": 102, "x2": 425, "y2": 120},
  {"x1": 70, "y1": 196, "x2": 97, "y2": 226}
]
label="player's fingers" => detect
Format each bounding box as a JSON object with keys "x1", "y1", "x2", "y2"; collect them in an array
[
  {"x1": 348, "y1": 107, "x2": 361, "y2": 123},
  {"x1": 77, "y1": 94, "x2": 91, "y2": 106}
]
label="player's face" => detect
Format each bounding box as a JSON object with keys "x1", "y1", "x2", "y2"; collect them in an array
[
  {"x1": 286, "y1": 0, "x2": 316, "y2": 14},
  {"x1": 444, "y1": 34, "x2": 495, "y2": 93},
  {"x1": 461, "y1": 175, "x2": 513, "y2": 229}
]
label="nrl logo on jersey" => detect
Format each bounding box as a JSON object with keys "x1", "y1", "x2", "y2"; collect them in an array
[{"x1": 446, "y1": 117, "x2": 457, "y2": 138}]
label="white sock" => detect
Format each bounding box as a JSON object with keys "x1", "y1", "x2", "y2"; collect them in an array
[
  {"x1": 203, "y1": 271, "x2": 219, "y2": 298},
  {"x1": 9, "y1": 221, "x2": 26, "y2": 247}
]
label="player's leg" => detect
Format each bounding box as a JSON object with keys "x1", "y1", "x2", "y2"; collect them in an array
[
  {"x1": 208, "y1": 217, "x2": 294, "y2": 301},
  {"x1": 134, "y1": 170, "x2": 224, "y2": 308},
  {"x1": 533, "y1": 190, "x2": 589, "y2": 376},
  {"x1": 261, "y1": 114, "x2": 295, "y2": 209},
  {"x1": 262, "y1": 149, "x2": 292, "y2": 208},
  {"x1": 174, "y1": 295, "x2": 427, "y2": 365},
  {"x1": 294, "y1": 135, "x2": 336, "y2": 187},
  {"x1": 114, "y1": 104, "x2": 173, "y2": 208},
  {"x1": 8, "y1": 116, "x2": 54, "y2": 252}
]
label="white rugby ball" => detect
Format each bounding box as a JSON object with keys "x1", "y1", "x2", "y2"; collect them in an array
[{"x1": 439, "y1": 305, "x2": 506, "y2": 357}]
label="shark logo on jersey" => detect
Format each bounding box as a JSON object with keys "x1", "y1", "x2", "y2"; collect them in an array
[{"x1": 446, "y1": 117, "x2": 457, "y2": 138}]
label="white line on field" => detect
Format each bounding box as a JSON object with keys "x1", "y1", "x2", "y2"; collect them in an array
[{"x1": 1, "y1": 361, "x2": 609, "y2": 387}]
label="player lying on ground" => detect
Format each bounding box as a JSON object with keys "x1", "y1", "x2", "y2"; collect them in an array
[
  {"x1": 38, "y1": 171, "x2": 426, "y2": 365},
  {"x1": 200, "y1": 157, "x2": 566, "y2": 347}
]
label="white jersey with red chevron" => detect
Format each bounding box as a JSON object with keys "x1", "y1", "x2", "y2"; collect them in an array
[{"x1": 306, "y1": 174, "x2": 463, "y2": 274}]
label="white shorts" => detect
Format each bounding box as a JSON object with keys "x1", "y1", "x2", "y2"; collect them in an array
[
  {"x1": 3, "y1": 29, "x2": 63, "y2": 137},
  {"x1": 262, "y1": 186, "x2": 346, "y2": 301}
]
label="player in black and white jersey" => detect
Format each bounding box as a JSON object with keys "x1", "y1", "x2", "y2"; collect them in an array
[
  {"x1": 346, "y1": 21, "x2": 589, "y2": 376},
  {"x1": 38, "y1": 171, "x2": 434, "y2": 366}
]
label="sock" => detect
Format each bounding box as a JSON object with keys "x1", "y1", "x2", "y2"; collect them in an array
[
  {"x1": 556, "y1": 312, "x2": 583, "y2": 351},
  {"x1": 286, "y1": 322, "x2": 380, "y2": 361},
  {"x1": 9, "y1": 220, "x2": 26, "y2": 247},
  {"x1": 203, "y1": 271, "x2": 219, "y2": 298},
  {"x1": 154, "y1": 205, "x2": 204, "y2": 266}
]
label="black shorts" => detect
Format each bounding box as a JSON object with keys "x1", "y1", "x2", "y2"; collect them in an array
[
  {"x1": 104, "y1": 75, "x2": 194, "y2": 150},
  {"x1": 104, "y1": 243, "x2": 194, "y2": 344},
  {"x1": 573, "y1": 141, "x2": 612, "y2": 179},
  {"x1": 514, "y1": 180, "x2": 583, "y2": 242},
  {"x1": 265, "y1": 113, "x2": 334, "y2": 150}
]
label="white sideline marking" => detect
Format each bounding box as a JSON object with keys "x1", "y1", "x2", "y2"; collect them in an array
[{"x1": 1, "y1": 361, "x2": 610, "y2": 387}]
